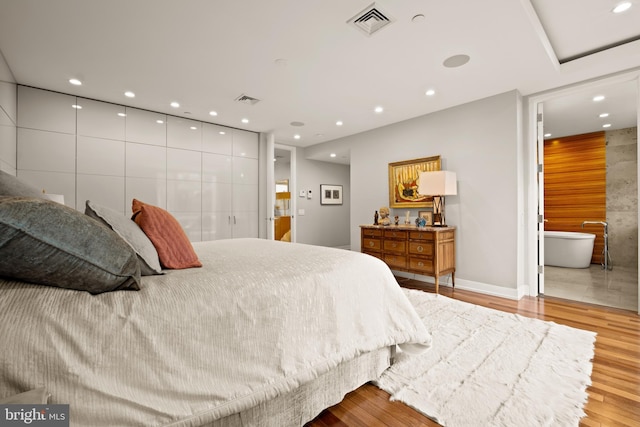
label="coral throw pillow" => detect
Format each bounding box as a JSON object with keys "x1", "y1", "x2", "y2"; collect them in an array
[{"x1": 131, "y1": 199, "x2": 202, "y2": 269}]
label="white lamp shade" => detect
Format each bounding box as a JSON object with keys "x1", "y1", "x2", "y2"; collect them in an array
[{"x1": 418, "y1": 171, "x2": 457, "y2": 196}]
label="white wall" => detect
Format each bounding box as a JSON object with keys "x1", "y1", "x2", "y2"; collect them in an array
[
  {"x1": 0, "y1": 50, "x2": 16, "y2": 174},
  {"x1": 311, "y1": 91, "x2": 522, "y2": 294},
  {"x1": 294, "y1": 151, "x2": 351, "y2": 248}
]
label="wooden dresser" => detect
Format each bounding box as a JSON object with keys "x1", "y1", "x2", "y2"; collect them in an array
[{"x1": 360, "y1": 225, "x2": 456, "y2": 293}]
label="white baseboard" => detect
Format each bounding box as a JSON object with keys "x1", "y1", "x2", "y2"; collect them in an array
[{"x1": 392, "y1": 270, "x2": 523, "y2": 300}]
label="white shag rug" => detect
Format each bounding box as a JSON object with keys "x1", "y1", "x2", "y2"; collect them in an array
[{"x1": 376, "y1": 289, "x2": 596, "y2": 427}]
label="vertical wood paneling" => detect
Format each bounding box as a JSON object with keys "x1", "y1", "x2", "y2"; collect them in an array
[{"x1": 544, "y1": 132, "x2": 606, "y2": 264}]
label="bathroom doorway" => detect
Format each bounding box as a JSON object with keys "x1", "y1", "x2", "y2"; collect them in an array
[
  {"x1": 273, "y1": 145, "x2": 296, "y2": 242},
  {"x1": 533, "y1": 74, "x2": 639, "y2": 312}
]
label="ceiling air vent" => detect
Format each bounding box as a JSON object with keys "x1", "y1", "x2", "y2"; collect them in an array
[
  {"x1": 235, "y1": 94, "x2": 260, "y2": 105},
  {"x1": 347, "y1": 3, "x2": 395, "y2": 36}
]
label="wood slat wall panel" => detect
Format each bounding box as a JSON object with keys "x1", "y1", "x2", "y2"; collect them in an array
[{"x1": 544, "y1": 132, "x2": 606, "y2": 264}]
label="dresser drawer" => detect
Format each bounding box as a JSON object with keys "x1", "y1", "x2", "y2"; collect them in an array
[
  {"x1": 363, "y1": 250, "x2": 383, "y2": 261},
  {"x1": 362, "y1": 228, "x2": 383, "y2": 238},
  {"x1": 385, "y1": 254, "x2": 407, "y2": 269},
  {"x1": 409, "y1": 241, "x2": 433, "y2": 256},
  {"x1": 384, "y1": 239, "x2": 406, "y2": 253},
  {"x1": 409, "y1": 230, "x2": 434, "y2": 241},
  {"x1": 409, "y1": 257, "x2": 434, "y2": 273},
  {"x1": 363, "y1": 238, "x2": 381, "y2": 251},
  {"x1": 384, "y1": 229, "x2": 408, "y2": 239}
]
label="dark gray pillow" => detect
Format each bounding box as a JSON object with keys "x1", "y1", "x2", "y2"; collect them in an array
[
  {"x1": 0, "y1": 197, "x2": 140, "y2": 294},
  {"x1": 0, "y1": 170, "x2": 46, "y2": 198},
  {"x1": 85, "y1": 200, "x2": 163, "y2": 276}
]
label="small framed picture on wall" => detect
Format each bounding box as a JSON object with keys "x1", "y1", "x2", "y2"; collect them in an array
[{"x1": 320, "y1": 184, "x2": 343, "y2": 205}]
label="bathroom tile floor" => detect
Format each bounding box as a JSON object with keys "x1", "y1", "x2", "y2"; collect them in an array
[{"x1": 544, "y1": 264, "x2": 639, "y2": 312}]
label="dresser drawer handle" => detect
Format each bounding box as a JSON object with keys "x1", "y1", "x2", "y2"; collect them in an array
[
  {"x1": 418, "y1": 261, "x2": 424, "y2": 267},
  {"x1": 369, "y1": 241, "x2": 374, "y2": 247},
  {"x1": 391, "y1": 243, "x2": 397, "y2": 248},
  {"x1": 417, "y1": 246, "x2": 423, "y2": 252}
]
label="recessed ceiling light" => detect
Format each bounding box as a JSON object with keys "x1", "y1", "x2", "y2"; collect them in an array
[
  {"x1": 602, "y1": 123, "x2": 612, "y2": 128},
  {"x1": 425, "y1": 89, "x2": 435, "y2": 96},
  {"x1": 544, "y1": 133, "x2": 551, "y2": 137},
  {"x1": 593, "y1": 95, "x2": 605, "y2": 102},
  {"x1": 170, "y1": 101, "x2": 180, "y2": 108},
  {"x1": 72, "y1": 104, "x2": 82, "y2": 109},
  {"x1": 219, "y1": 131, "x2": 226, "y2": 135},
  {"x1": 156, "y1": 119, "x2": 164, "y2": 124},
  {"x1": 124, "y1": 91, "x2": 135, "y2": 98},
  {"x1": 290, "y1": 121, "x2": 305, "y2": 127},
  {"x1": 411, "y1": 14, "x2": 425, "y2": 23},
  {"x1": 599, "y1": 113, "x2": 609, "y2": 118},
  {"x1": 190, "y1": 126, "x2": 197, "y2": 130},
  {"x1": 336, "y1": 121, "x2": 343, "y2": 126},
  {"x1": 241, "y1": 118, "x2": 249, "y2": 124},
  {"x1": 316, "y1": 133, "x2": 324, "y2": 137},
  {"x1": 374, "y1": 106, "x2": 384, "y2": 113},
  {"x1": 69, "y1": 78, "x2": 82, "y2": 86},
  {"x1": 330, "y1": 153, "x2": 337, "y2": 158},
  {"x1": 209, "y1": 111, "x2": 218, "y2": 116},
  {"x1": 117, "y1": 112, "x2": 126, "y2": 117},
  {"x1": 613, "y1": 2, "x2": 632, "y2": 13},
  {"x1": 294, "y1": 134, "x2": 301, "y2": 140},
  {"x1": 443, "y1": 54, "x2": 470, "y2": 68}
]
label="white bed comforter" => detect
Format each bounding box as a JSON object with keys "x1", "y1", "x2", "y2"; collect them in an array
[{"x1": 0, "y1": 239, "x2": 431, "y2": 426}]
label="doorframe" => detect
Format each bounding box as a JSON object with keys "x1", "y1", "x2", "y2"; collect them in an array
[{"x1": 525, "y1": 69, "x2": 640, "y2": 313}]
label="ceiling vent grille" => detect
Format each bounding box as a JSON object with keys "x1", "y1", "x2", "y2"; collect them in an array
[
  {"x1": 235, "y1": 94, "x2": 260, "y2": 105},
  {"x1": 347, "y1": 3, "x2": 395, "y2": 36}
]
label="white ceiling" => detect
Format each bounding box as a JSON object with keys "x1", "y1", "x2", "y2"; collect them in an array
[{"x1": 0, "y1": 0, "x2": 638, "y2": 164}]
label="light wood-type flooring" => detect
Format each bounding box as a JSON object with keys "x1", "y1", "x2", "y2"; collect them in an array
[{"x1": 307, "y1": 279, "x2": 640, "y2": 427}]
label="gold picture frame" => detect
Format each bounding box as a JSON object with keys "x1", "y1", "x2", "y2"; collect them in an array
[{"x1": 388, "y1": 155, "x2": 441, "y2": 208}]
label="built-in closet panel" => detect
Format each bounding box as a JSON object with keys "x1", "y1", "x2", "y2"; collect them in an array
[
  {"x1": 17, "y1": 128, "x2": 76, "y2": 173},
  {"x1": 167, "y1": 116, "x2": 202, "y2": 151},
  {"x1": 17, "y1": 86, "x2": 75, "y2": 134},
  {"x1": 0, "y1": 125, "x2": 16, "y2": 173},
  {"x1": 232, "y1": 129, "x2": 259, "y2": 158},
  {"x1": 77, "y1": 136, "x2": 125, "y2": 176},
  {"x1": 16, "y1": 85, "x2": 260, "y2": 242},
  {"x1": 18, "y1": 170, "x2": 76, "y2": 208},
  {"x1": 77, "y1": 175, "x2": 125, "y2": 214},
  {"x1": 125, "y1": 107, "x2": 167, "y2": 146},
  {"x1": 202, "y1": 123, "x2": 233, "y2": 155},
  {"x1": 125, "y1": 177, "x2": 167, "y2": 211},
  {"x1": 167, "y1": 147, "x2": 202, "y2": 241},
  {"x1": 77, "y1": 98, "x2": 126, "y2": 140}
]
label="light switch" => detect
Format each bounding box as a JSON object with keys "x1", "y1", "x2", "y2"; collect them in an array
[
  {"x1": 307, "y1": 190, "x2": 312, "y2": 199},
  {"x1": 299, "y1": 190, "x2": 306, "y2": 198},
  {"x1": 298, "y1": 209, "x2": 305, "y2": 215}
]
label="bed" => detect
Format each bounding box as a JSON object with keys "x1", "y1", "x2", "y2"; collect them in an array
[{"x1": 0, "y1": 186, "x2": 431, "y2": 426}]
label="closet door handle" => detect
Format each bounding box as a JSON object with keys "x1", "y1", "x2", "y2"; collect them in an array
[{"x1": 234, "y1": 216, "x2": 237, "y2": 225}]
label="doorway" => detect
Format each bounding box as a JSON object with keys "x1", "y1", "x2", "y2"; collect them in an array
[
  {"x1": 528, "y1": 71, "x2": 640, "y2": 313},
  {"x1": 273, "y1": 145, "x2": 296, "y2": 242}
]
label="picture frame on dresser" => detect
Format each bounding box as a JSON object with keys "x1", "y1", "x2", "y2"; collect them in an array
[
  {"x1": 388, "y1": 155, "x2": 441, "y2": 208},
  {"x1": 418, "y1": 211, "x2": 433, "y2": 226}
]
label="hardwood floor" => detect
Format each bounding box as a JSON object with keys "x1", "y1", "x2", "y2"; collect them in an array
[{"x1": 307, "y1": 279, "x2": 640, "y2": 427}]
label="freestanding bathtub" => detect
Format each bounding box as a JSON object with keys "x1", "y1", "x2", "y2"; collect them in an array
[{"x1": 544, "y1": 231, "x2": 596, "y2": 268}]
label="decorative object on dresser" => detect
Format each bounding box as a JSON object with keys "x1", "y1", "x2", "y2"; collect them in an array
[
  {"x1": 388, "y1": 156, "x2": 441, "y2": 208},
  {"x1": 378, "y1": 206, "x2": 391, "y2": 225},
  {"x1": 417, "y1": 170, "x2": 457, "y2": 227},
  {"x1": 360, "y1": 225, "x2": 455, "y2": 293},
  {"x1": 418, "y1": 211, "x2": 433, "y2": 226}
]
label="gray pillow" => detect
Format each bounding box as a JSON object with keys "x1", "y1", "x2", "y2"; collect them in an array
[
  {"x1": 0, "y1": 170, "x2": 45, "y2": 198},
  {"x1": 85, "y1": 200, "x2": 163, "y2": 276},
  {"x1": 0, "y1": 197, "x2": 141, "y2": 294}
]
